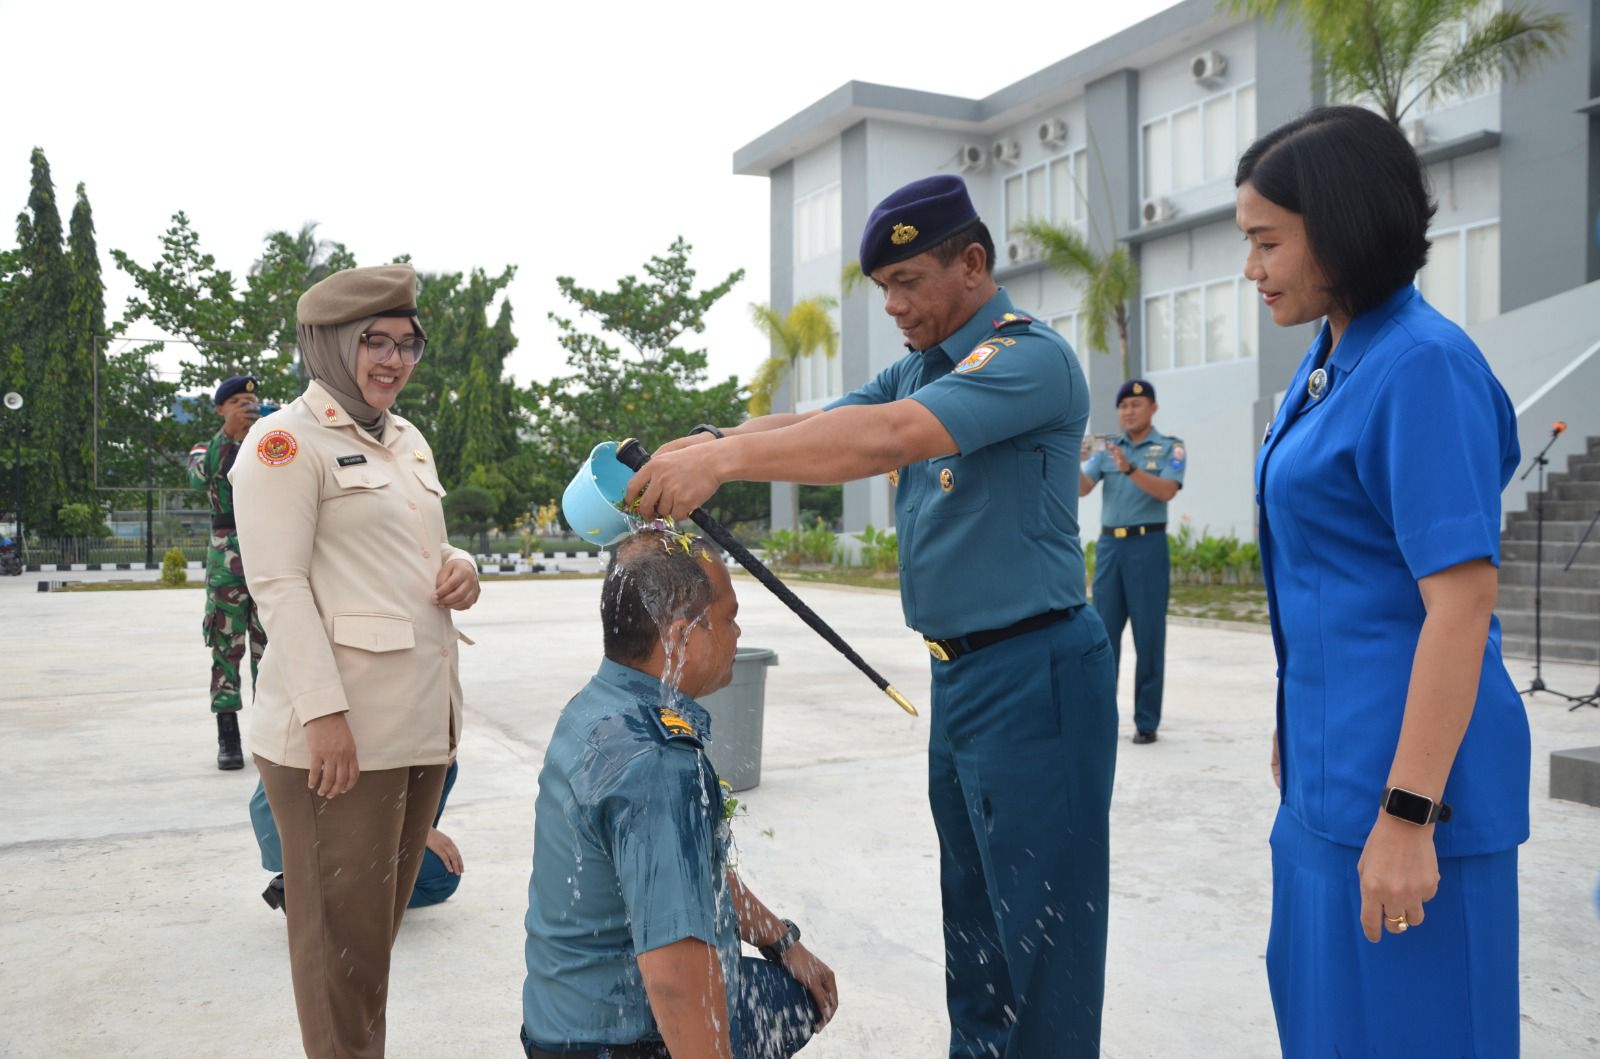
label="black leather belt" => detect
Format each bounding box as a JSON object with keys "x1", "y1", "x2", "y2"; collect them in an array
[
  {"x1": 523, "y1": 1039, "x2": 668, "y2": 1059},
  {"x1": 923, "y1": 606, "x2": 1082, "y2": 662},
  {"x1": 1102, "y1": 522, "x2": 1166, "y2": 539},
  {"x1": 211, "y1": 516, "x2": 237, "y2": 532}
]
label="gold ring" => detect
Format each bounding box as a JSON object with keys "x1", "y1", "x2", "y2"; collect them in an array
[{"x1": 1386, "y1": 913, "x2": 1409, "y2": 932}]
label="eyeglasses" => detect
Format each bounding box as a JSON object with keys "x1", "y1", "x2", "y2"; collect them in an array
[{"x1": 360, "y1": 333, "x2": 427, "y2": 366}]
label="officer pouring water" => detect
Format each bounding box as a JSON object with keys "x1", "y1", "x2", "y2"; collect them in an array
[{"x1": 625, "y1": 175, "x2": 1118, "y2": 1059}]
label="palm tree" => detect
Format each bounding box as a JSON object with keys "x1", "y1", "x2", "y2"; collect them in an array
[
  {"x1": 746, "y1": 296, "x2": 839, "y2": 416},
  {"x1": 1015, "y1": 220, "x2": 1139, "y2": 379},
  {"x1": 1226, "y1": 0, "x2": 1568, "y2": 125}
]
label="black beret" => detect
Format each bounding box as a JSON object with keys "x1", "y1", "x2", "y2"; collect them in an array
[
  {"x1": 214, "y1": 375, "x2": 258, "y2": 406},
  {"x1": 1116, "y1": 379, "x2": 1156, "y2": 405},
  {"x1": 859, "y1": 175, "x2": 979, "y2": 276}
]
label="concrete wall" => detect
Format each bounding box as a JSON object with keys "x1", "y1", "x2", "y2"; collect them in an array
[
  {"x1": 768, "y1": 161, "x2": 799, "y2": 531},
  {"x1": 1500, "y1": 0, "x2": 1599, "y2": 310}
]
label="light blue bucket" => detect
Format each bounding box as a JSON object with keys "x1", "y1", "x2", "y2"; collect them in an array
[{"x1": 563, "y1": 441, "x2": 634, "y2": 547}]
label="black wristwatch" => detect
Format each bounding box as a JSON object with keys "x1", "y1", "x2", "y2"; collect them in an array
[
  {"x1": 1382, "y1": 785, "x2": 1452, "y2": 826},
  {"x1": 688, "y1": 423, "x2": 725, "y2": 440},
  {"x1": 759, "y1": 918, "x2": 801, "y2": 963}
]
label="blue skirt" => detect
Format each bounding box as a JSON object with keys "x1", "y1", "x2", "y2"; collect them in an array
[{"x1": 1267, "y1": 807, "x2": 1519, "y2": 1058}]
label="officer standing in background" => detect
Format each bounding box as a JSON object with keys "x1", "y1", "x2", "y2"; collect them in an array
[
  {"x1": 624, "y1": 175, "x2": 1117, "y2": 1059},
  {"x1": 186, "y1": 374, "x2": 268, "y2": 770},
  {"x1": 1080, "y1": 379, "x2": 1184, "y2": 745}
]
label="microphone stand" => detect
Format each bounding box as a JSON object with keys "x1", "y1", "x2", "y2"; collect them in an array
[
  {"x1": 1561, "y1": 508, "x2": 1600, "y2": 711},
  {"x1": 1517, "y1": 430, "x2": 1577, "y2": 701}
]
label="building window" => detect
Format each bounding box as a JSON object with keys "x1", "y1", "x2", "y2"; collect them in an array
[
  {"x1": 1004, "y1": 149, "x2": 1089, "y2": 237},
  {"x1": 1417, "y1": 220, "x2": 1499, "y2": 325},
  {"x1": 794, "y1": 184, "x2": 841, "y2": 266},
  {"x1": 1142, "y1": 83, "x2": 1256, "y2": 200},
  {"x1": 1143, "y1": 275, "x2": 1259, "y2": 371}
]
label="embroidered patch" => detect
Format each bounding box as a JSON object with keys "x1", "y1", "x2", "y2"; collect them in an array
[
  {"x1": 256, "y1": 430, "x2": 298, "y2": 466},
  {"x1": 954, "y1": 344, "x2": 999, "y2": 375},
  {"x1": 994, "y1": 337, "x2": 1018, "y2": 346},
  {"x1": 1169, "y1": 443, "x2": 1186, "y2": 468}
]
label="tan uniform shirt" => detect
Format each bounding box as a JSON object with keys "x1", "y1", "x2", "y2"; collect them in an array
[{"x1": 230, "y1": 380, "x2": 474, "y2": 770}]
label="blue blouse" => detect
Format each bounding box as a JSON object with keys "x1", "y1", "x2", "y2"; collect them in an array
[{"x1": 1256, "y1": 286, "x2": 1529, "y2": 857}]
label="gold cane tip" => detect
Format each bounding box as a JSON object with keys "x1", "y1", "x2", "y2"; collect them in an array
[{"x1": 885, "y1": 685, "x2": 918, "y2": 717}]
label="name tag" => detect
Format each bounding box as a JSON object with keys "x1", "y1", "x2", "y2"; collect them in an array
[{"x1": 336, "y1": 454, "x2": 368, "y2": 467}]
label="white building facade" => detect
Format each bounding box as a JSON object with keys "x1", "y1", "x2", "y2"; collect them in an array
[{"x1": 735, "y1": 0, "x2": 1600, "y2": 542}]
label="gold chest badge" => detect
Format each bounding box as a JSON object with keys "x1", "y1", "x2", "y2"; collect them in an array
[
  {"x1": 939, "y1": 467, "x2": 955, "y2": 492},
  {"x1": 887, "y1": 469, "x2": 900, "y2": 487}
]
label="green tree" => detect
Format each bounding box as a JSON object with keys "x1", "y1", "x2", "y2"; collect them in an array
[
  {"x1": 66, "y1": 183, "x2": 105, "y2": 504},
  {"x1": 528, "y1": 238, "x2": 761, "y2": 530},
  {"x1": 1226, "y1": 0, "x2": 1568, "y2": 125},
  {"x1": 443, "y1": 483, "x2": 498, "y2": 554},
  {"x1": 746, "y1": 296, "x2": 839, "y2": 417},
  {"x1": 1015, "y1": 219, "x2": 1139, "y2": 378}
]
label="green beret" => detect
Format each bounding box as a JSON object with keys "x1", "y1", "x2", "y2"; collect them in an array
[{"x1": 297, "y1": 265, "x2": 422, "y2": 329}]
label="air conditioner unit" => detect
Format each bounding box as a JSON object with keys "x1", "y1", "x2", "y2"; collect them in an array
[
  {"x1": 1005, "y1": 238, "x2": 1039, "y2": 266},
  {"x1": 1141, "y1": 197, "x2": 1176, "y2": 226},
  {"x1": 958, "y1": 143, "x2": 987, "y2": 172},
  {"x1": 1037, "y1": 118, "x2": 1068, "y2": 149},
  {"x1": 1404, "y1": 119, "x2": 1428, "y2": 149},
  {"x1": 1191, "y1": 49, "x2": 1227, "y2": 87},
  {"x1": 992, "y1": 138, "x2": 1022, "y2": 165}
]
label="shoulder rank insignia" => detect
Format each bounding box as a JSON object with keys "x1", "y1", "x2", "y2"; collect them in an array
[
  {"x1": 256, "y1": 430, "x2": 298, "y2": 467},
  {"x1": 650, "y1": 703, "x2": 705, "y2": 749},
  {"x1": 992, "y1": 312, "x2": 1034, "y2": 330},
  {"x1": 890, "y1": 223, "x2": 919, "y2": 245},
  {"x1": 954, "y1": 344, "x2": 999, "y2": 375}
]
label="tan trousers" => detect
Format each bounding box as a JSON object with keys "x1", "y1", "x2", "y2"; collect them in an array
[{"x1": 258, "y1": 756, "x2": 448, "y2": 1059}]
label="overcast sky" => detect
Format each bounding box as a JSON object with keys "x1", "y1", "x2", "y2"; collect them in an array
[{"x1": 3, "y1": 0, "x2": 1178, "y2": 392}]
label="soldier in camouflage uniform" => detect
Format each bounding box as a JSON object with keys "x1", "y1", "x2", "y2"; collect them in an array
[{"x1": 187, "y1": 375, "x2": 268, "y2": 770}]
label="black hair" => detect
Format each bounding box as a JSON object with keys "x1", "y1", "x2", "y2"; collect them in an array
[
  {"x1": 929, "y1": 220, "x2": 996, "y2": 275},
  {"x1": 601, "y1": 530, "x2": 714, "y2": 665},
  {"x1": 1235, "y1": 105, "x2": 1436, "y2": 319}
]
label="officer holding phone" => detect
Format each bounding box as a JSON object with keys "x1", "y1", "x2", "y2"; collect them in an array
[
  {"x1": 1080, "y1": 379, "x2": 1185, "y2": 744},
  {"x1": 186, "y1": 374, "x2": 270, "y2": 769}
]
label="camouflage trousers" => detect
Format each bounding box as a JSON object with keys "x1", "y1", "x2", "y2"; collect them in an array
[{"x1": 205, "y1": 532, "x2": 266, "y2": 714}]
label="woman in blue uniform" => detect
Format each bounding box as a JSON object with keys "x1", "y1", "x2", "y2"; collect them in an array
[{"x1": 1238, "y1": 105, "x2": 1528, "y2": 1057}]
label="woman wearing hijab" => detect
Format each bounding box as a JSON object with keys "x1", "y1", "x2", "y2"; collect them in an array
[
  {"x1": 1239, "y1": 106, "x2": 1527, "y2": 1056},
  {"x1": 232, "y1": 264, "x2": 480, "y2": 1058}
]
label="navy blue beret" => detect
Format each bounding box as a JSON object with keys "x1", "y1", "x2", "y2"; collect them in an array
[
  {"x1": 859, "y1": 175, "x2": 979, "y2": 276},
  {"x1": 214, "y1": 375, "x2": 258, "y2": 406},
  {"x1": 1116, "y1": 379, "x2": 1156, "y2": 405}
]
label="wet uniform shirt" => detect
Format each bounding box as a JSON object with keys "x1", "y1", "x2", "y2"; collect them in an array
[
  {"x1": 523, "y1": 658, "x2": 739, "y2": 1047},
  {"x1": 1256, "y1": 285, "x2": 1528, "y2": 857},
  {"x1": 828, "y1": 288, "x2": 1090, "y2": 639},
  {"x1": 1082, "y1": 428, "x2": 1186, "y2": 527}
]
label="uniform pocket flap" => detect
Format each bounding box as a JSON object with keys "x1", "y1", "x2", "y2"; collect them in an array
[
  {"x1": 332, "y1": 613, "x2": 415, "y2": 653},
  {"x1": 413, "y1": 466, "x2": 446, "y2": 496},
  {"x1": 332, "y1": 465, "x2": 389, "y2": 490}
]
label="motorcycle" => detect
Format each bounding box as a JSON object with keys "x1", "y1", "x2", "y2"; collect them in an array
[{"x1": 0, "y1": 536, "x2": 21, "y2": 576}]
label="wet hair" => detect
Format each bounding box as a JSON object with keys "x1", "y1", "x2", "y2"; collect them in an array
[
  {"x1": 601, "y1": 530, "x2": 715, "y2": 665},
  {"x1": 1235, "y1": 105, "x2": 1436, "y2": 320},
  {"x1": 928, "y1": 220, "x2": 996, "y2": 275}
]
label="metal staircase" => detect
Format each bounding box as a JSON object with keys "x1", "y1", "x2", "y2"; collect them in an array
[{"x1": 1498, "y1": 435, "x2": 1600, "y2": 665}]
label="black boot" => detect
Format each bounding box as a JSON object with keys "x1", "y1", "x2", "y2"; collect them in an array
[
  {"x1": 216, "y1": 711, "x2": 244, "y2": 770},
  {"x1": 262, "y1": 874, "x2": 286, "y2": 913}
]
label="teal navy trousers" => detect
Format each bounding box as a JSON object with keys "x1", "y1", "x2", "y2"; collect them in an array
[
  {"x1": 250, "y1": 759, "x2": 461, "y2": 908},
  {"x1": 928, "y1": 608, "x2": 1118, "y2": 1059},
  {"x1": 1092, "y1": 530, "x2": 1170, "y2": 733},
  {"x1": 1267, "y1": 807, "x2": 1519, "y2": 1057}
]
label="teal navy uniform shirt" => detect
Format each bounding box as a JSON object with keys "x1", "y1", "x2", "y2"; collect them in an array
[
  {"x1": 522, "y1": 658, "x2": 740, "y2": 1047},
  {"x1": 1082, "y1": 429, "x2": 1186, "y2": 528},
  {"x1": 828, "y1": 288, "x2": 1090, "y2": 639},
  {"x1": 1257, "y1": 285, "x2": 1528, "y2": 857}
]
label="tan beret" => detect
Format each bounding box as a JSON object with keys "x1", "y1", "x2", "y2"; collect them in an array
[{"x1": 297, "y1": 265, "x2": 420, "y2": 327}]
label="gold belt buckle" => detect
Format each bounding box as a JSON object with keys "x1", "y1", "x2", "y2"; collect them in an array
[
  {"x1": 1113, "y1": 527, "x2": 1128, "y2": 539},
  {"x1": 925, "y1": 638, "x2": 951, "y2": 662}
]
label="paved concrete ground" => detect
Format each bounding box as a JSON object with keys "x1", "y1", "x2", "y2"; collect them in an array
[{"x1": 1, "y1": 571, "x2": 1597, "y2": 1058}]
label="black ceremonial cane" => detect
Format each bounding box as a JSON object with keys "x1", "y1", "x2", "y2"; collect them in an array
[{"x1": 616, "y1": 438, "x2": 917, "y2": 717}]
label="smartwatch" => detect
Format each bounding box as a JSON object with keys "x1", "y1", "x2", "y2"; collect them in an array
[
  {"x1": 1382, "y1": 786, "x2": 1452, "y2": 825},
  {"x1": 759, "y1": 918, "x2": 801, "y2": 963},
  {"x1": 688, "y1": 423, "x2": 725, "y2": 440}
]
